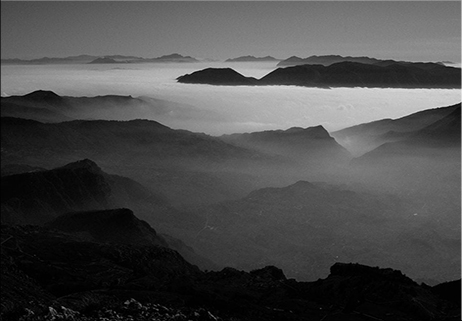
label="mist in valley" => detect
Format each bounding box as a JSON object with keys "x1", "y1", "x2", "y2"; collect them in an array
[
  {"x1": 1, "y1": 62, "x2": 460, "y2": 286},
  {"x1": 2, "y1": 62, "x2": 460, "y2": 135}
]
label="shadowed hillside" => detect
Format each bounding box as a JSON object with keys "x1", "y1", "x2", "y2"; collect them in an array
[
  {"x1": 221, "y1": 125, "x2": 351, "y2": 166},
  {"x1": 1, "y1": 224, "x2": 459, "y2": 321},
  {"x1": 0, "y1": 159, "x2": 215, "y2": 270},
  {"x1": 331, "y1": 103, "x2": 461, "y2": 156}
]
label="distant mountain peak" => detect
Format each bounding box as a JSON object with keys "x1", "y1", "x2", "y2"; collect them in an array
[
  {"x1": 177, "y1": 67, "x2": 257, "y2": 85},
  {"x1": 286, "y1": 125, "x2": 330, "y2": 138},
  {"x1": 290, "y1": 180, "x2": 315, "y2": 189},
  {"x1": 60, "y1": 158, "x2": 103, "y2": 173},
  {"x1": 225, "y1": 55, "x2": 279, "y2": 62},
  {"x1": 24, "y1": 90, "x2": 62, "y2": 101},
  {"x1": 88, "y1": 57, "x2": 119, "y2": 64},
  {"x1": 159, "y1": 53, "x2": 183, "y2": 59}
]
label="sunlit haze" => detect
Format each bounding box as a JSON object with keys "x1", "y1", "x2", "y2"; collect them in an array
[{"x1": 1, "y1": 62, "x2": 460, "y2": 135}]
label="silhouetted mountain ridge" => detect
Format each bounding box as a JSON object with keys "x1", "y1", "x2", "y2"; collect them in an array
[
  {"x1": 177, "y1": 62, "x2": 461, "y2": 88},
  {"x1": 221, "y1": 124, "x2": 351, "y2": 165},
  {"x1": 176, "y1": 68, "x2": 258, "y2": 85},
  {"x1": 1, "y1": 159, "x2": 216, "y2": 270},
  {"x1": 332, "y1": 103, "x2": 461, "y2": 155},
  {"x1": 355, "y1": 105, "x2": 461, "y2": 162},
  {"x1": 225, "y1": 55, "x2": 279, "y2": 62}
]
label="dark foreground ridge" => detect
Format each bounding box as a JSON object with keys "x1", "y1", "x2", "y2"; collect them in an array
[
  {"x1": 177, "y1": 61, "x2": 461, "y2": 88},
  {"x1": 1, "y1": 224, "x2": 460, "y2": 321}
]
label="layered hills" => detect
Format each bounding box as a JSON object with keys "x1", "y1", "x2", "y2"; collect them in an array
[
  {"x1": 0, "y1": 159, "x2": 214, "y2": 270},
  {"x1": 0, "y1": 90, "x2": 199, "y2": 123},
  {"x1": 221, "y1": 125, "x2": 351, "y2": 166},
  {"x1": 177, "y1": 61, "x2": 461, "y2": 88},
  {"x1": 180, "y1": 179, "x2": 460, "y2": 283},
  {"x1": 1, "y1": 91, "x2": 360, "y2": 206},
  {"x1": 1, "y1": 91, "x2": 461, "y2": 320},
  {"x1": 331, "y1": 103, "x2": 461, "y2": 156},
  {"x1": 354, "y1": 105, "x2": 461, "y2": 163}
]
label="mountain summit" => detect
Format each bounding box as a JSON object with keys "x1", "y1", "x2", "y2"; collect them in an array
[{"x1": 176, "y1": 68, "x2": 258, "y2": 85}]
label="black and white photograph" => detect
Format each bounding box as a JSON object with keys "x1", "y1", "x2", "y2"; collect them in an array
[{"x1": 1, "y1": 1, "x2": 461, "y2": 320}]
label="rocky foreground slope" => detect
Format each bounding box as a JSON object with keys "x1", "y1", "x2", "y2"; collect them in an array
[{"x1": 1, "y1": 224, "x2": 460, "y2": 321}]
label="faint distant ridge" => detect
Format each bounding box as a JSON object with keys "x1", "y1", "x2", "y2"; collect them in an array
[
  {"x1": 277, "y1": 55, "x2": 384, "y2": 66},
  {"x1": 143, "y1": 53, "x2": 199, "y2": 63},
  {"x1": 1, "y1": 53, "x2": 200, "y2": 64},
  {"x1": 225, "y1": 55, "x2": 280, "y2": 62},
  {"x1": 88, "y1": 57, "x2": 121, "y2": 64},
  {"x1": 178, "y1": 61, "x2": 461, "y2": 88}
]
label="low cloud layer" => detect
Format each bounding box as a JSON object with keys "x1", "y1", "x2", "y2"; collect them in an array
[{"x1": 1, "y1": 62, "x2": 460, "y2": 135}]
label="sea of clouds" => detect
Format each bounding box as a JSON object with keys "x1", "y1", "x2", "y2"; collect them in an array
[{"x1": 1, "y1": 62, "x2": 460, "y2": 135}]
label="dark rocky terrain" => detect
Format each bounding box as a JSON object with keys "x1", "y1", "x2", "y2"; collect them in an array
[
  {"x1": 1, "y1": 224, "x2": 460, "y2": 321},
  {"x1": 177, "y1": 61, "x2": 461, "y2": 88}
]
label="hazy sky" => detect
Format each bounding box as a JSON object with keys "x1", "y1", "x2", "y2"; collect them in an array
[{"x1": 1, "y1": 1, "x2": 461, "y2": 62}]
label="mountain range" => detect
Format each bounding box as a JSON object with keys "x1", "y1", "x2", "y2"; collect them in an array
[
  {"x1": 277, "y1": 54, "x2": 385, "y2": 66},
  {"x1": 1, "y1": 87, "x2": 461, "y2": 320},
  {"x1": 177, "y1": 61, "x2": 461, "y2": 88},
  {"x1": 0, "y1": 159, "x2": 215, "y2": 270},
  {"x1": 1, "y1": 159, "x2": 460, "y2": 320},
  {"x1": 225, "y1": 55, "x2": 280, "y2": 62},
  {"x1": 221, "y1": 125, "x2": 351, "y2": 166},
  {"x1": 276, "y1": 54, "x2": 453, "y2": 67},
  {"x1": 1, "y1": 53, "x2": 199, "y2": 65}
]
